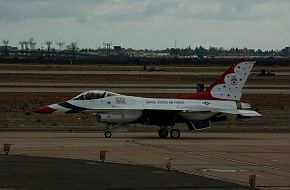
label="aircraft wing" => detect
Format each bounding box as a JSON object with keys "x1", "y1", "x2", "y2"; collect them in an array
[{"x1": 181, "y1": 106, "x2": 261, "y2": 117}]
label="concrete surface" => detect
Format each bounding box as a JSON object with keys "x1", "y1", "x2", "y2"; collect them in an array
[
  {"x1": 0, "y1": 132, "x2": 289, "y2": 190},
  {"x1": 1, "y1": 87, "x2": 290, "y2": 94},
  {"x1": 0, "y1": 70, "x2": 223, "y2": 75},
  {"x1": 0, "y1": 155, "x2": 246, "y2": 190},
  {"x1": 1, "y1": 82, "x2": 290, "y2": 88},
  {"x1": 0, "y1": 70, "x2": 289, "y2": 76}
]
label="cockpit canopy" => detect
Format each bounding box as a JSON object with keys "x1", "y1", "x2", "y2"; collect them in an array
[{"x1": 72, "y1": 90, "x2": 120, "y2": 100}]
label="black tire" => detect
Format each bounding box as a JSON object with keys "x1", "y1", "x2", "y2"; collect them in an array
[
  {"x1": 158, "y1": 128, "x2": 168, "y2": 138},
  {"x1": 170, "y1": 129, "x2": 180, "y2": 139},
  {"x1": 104, "y1": 131, "x2": 112, "y2": 138}
]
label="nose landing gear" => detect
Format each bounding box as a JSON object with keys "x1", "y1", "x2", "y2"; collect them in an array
[
  {"x1": 104, "y1": 123, "x2": 113, "y2": 138},
  {"x1": 104, "y1": 123, "x2": 125, "y2": 138},
  {"x1": 104, "y1": 130, "x2": 112, "y2": 138}
]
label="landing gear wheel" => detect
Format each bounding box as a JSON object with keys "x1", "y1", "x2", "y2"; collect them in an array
[
  {"x1": 104, "y1": 131, "x2": 112, "y2": 138},
  {"x1": 158, "y1": 128, "x2": 168, "y2": 138},
  {"x1": 170, "y1": 129, "x2": 180, "y2": 139}
]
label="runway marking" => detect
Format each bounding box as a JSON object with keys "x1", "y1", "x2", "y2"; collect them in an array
[
  {"x1": 129, "y1": 139, "x2": 289, "y2": 190},
  {"x1": 132, "y1": 140, "x2": 290, "y2": 173},
  {"x1": 200, "y1": 168, "x2": 248, "y2": 173},
  {"x1": 152, "y1": 171, "x2": 168, "y2": 174}
]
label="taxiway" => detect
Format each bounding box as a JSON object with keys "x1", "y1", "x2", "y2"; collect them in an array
[{"x1": 1, "y1": 132, "x2": 289, "y2": 190}]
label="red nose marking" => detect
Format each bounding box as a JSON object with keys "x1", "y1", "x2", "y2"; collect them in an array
[{"x1": 32, "y1": 106, "x2": 56, "y2": 114}]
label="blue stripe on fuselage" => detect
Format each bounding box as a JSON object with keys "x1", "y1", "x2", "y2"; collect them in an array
[{"x1": 59, "y1": 102, "x2": 87, "y2": 113}]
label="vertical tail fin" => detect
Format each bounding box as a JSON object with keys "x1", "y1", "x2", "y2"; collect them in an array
[
  {"x1": 178, "y1": 61, "x2": 255, "y2": 101},
  {"x1": 205, "y1": 61, "x2": 255, "y2": 101}
]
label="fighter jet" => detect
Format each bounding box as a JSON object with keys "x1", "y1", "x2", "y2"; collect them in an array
[{"x1": 33, "y1": 61, "x2": 261, "y2": 139}]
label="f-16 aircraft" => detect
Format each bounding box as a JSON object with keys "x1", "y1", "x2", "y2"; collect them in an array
[{"x1": 33, "y1": 61, "x2": 261, "y2": 139}]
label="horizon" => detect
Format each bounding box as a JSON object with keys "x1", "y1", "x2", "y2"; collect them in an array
[
  {"x1": 1, "y1": 38, "x2": 288, "y2": 52},
  {"x1": 0, "y1": 0, "x2": 289, "y2": 50}
]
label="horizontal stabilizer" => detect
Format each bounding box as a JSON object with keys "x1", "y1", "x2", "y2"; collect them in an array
[
  {"x1": 238, "y1": 110, "x2": 262, "y2": 117},
  {"x1": 220, "y1": 109, "x2": 261, "y2": 117}
]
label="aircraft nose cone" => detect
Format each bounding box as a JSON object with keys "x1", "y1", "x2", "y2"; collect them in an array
[{"x1": 32, "y1": 106, "x2": 56, "y2": 114}]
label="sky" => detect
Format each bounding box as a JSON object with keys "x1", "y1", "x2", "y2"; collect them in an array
[{"x1": 0, "y1": 0, "x2": 289, "y2": 50}]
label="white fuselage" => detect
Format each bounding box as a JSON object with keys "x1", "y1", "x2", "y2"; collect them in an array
[
  {"x1": 66, "y1": 95, "x2": 237, "y2": 112},
  {"x1": 49, "y1": 95, "x2": 239, "y2": 123}
]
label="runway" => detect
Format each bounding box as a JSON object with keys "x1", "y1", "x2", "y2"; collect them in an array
[
  {"x1": 1, "y1": 86, "x2": 290, "y2": 94},
  {"x1": 1, "y1": 132, "x2": 289, "y2": 190},
  {"x1": 0, "y1": 70, "x2": 223, "y2": 75},
  {"x1": 1, "y1": 82, "x2": 290, "y2": 88},
  {"x1": 1, "y1": 69, "x2": 290, "y2": 76}
]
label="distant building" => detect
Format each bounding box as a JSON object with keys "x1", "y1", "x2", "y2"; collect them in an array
[
  {"x1": 113, "y1": 46, "x2": 126, "y2": 56},
  {"x1": 285, "y1": 47, "x2": 290, "y2": 57},
  {"x1": 142, "y1": 52, "x2": 170, "y2": 58},
  {"x1": 0, "y1": 46, "x2": 18, "y2": 56},
  {"x1": 0, "y1": 46, "x2": 18, "y2": 51},
  {"x1": 114, "y1": 46, "x2": 122, "y2": 51},
  {"x1": 281, "y1": 47, "x2": 290, "y2": 57}
]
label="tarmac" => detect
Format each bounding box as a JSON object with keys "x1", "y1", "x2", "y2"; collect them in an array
[
  {"x1": 1, "y1": 82, "x2": 290, "y2": 88},
  {"x1": 0, "y1": 155, "x2": 246, "y2": 190},
  {"x1": 1, "y1": 86, "x2": 290, "y2": 94},
  {"x1": 1, "y1": 69, "x2": 290, "y2": 76},
  {"x1": 0, "y1": 132, "x2": 289, "y2": 190}
]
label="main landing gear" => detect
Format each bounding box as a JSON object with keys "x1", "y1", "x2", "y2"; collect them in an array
[
  {"x1": 158, "y1": 128, "x2": 168, "y2": 138},
  {"x1": 170, "y1": 129, "x2": 180, "y2": 139},
  {"x1": 158, "y1": 128, "x2": 180, "y2": 139}
]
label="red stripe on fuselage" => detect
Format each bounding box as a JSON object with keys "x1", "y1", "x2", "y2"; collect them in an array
[
  {"x1": 32, "y1": 106, "x2": 56, "y2": 114},
  {"x1": 177, "y1": 92, "x2": 220, "y2": 100}
]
